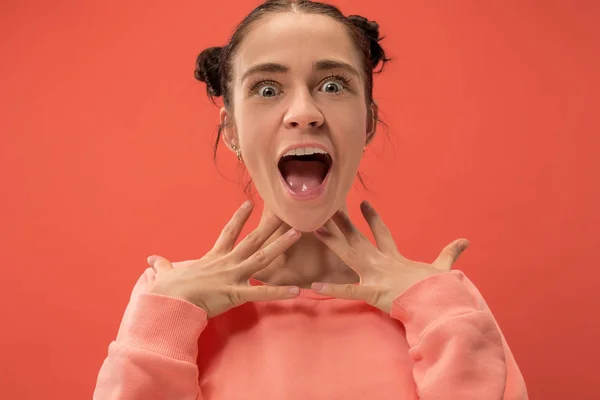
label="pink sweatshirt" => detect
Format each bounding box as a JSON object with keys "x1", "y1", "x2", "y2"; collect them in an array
[{"x1": 94, "y1": 268, "x2": 527, "y2": 399}]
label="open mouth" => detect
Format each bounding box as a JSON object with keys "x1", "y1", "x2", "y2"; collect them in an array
[{"x1": 278, "y1": 147, "x2": 333, "y2": 198}]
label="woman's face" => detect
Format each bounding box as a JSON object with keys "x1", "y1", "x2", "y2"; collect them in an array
[{"x1": 222, "y1": 12, "x2": 374, "y2": 232}]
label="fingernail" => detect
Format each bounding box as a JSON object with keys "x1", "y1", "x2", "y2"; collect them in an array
[
  {"x1": 287, "y1": 228, "x2": 300, "y2": 237},
  {"x1": 242, "y1": 200, "x2": 253, "y2": 209},
  {"x1": 288, "y1": 286, "x2": 300, "y2": 294},
  {"x1": 362, "y1": 201, "x2": 371, "y2": 209},
  {"x1": 316, "y1": 226, "x2": 328, "y2": 235},
  {"x1": 311, "y1": 282, "x2": 325, "y2": 292}
]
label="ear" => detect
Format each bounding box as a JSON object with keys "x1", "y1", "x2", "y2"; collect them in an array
[
  {"x1": 365, "y1": 101, "x2": 378, "y2": 145},
  {"x1": 219, "y1": 107, "x2": 238, "y2": 151}
]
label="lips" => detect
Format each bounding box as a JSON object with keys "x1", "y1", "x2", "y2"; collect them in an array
[{"x1": 276, "y1": 143, "x2": 333, "y2": 164}]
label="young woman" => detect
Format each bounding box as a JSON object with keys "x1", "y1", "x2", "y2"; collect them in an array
[{"x1": 94, "y1": 1, "x2": 528, "y2": 399}]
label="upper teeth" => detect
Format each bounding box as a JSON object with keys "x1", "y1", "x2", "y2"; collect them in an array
[{"x1": 283, "y1": 147, "x2": 328, "y2": 157}]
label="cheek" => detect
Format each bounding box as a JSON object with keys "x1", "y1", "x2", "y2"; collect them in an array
[
  {"x1": 238, "y1": 127, "x2": 267, "y2": 167},
  {"x1": 330, "y1": 104, "x2": 369, "y2": 154},
  {"x1": 235, "y1": 107, "x2": 278, "y2": 177},
  {"x1": 235, "y1": 95, "x2": 283, "y2": 153}
]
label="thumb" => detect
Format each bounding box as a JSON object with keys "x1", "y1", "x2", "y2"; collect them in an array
[
  {"x1": 236, "y1": 285, "x2": 300, "y2": 303},
  {"x1": 311, "y1": 282, "x2": 373, "y2": 302},
  {"x1": 432, "y1": 238, "x2": 470, "y2": 269},
  {"x1": 147, "y1": 255, "x2": 173, "y2": 274}
]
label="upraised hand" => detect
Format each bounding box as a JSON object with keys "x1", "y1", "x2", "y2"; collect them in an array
[
  {"x1": 147, "y1": 201, "x2": 301, "y2": 318},
  {"x1": 312, "y1": 201, "x2": 470, "y2": 313}
]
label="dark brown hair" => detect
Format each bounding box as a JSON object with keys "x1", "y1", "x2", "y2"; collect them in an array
[{"x1": 194, "y1": 0, "x2": 390, "y2": 190}]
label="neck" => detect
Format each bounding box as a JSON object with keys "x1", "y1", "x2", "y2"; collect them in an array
[{"x1": 251, "y1": 203, "x2": 359, "y2": 289}]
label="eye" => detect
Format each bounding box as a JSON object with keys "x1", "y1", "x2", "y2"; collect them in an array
[
  {"x1": 258, "y1": 85, "x2": 278, "y2": 98},
  {"x1": 249, "y1": 79, "x2": 280, "y2": 98},
  {"x1": 319, "y1": 74, "x2": 351, "y2": 95},
  {"x1": 321, "y1": 80, "x2": 343, "y2": 93}
]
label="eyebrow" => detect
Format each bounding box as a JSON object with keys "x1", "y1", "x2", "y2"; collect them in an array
[{"x1": 240, "y1": 59, "x2": 360, "y2": 83}]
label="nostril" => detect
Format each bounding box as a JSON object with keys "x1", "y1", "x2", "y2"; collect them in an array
[{"x1": 285, "y1": 119, "x2": 320, "y2": 129}]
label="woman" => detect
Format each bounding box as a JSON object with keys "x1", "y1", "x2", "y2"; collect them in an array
[{"x1": 94, "y1": 1, "x2": 528, "y2": 399}]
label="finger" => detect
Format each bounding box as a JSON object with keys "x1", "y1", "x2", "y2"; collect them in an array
[
  {"x1": 231, "y1": 211, "x2": 285, "y2": 261},
  {"x1": 432, "y1": 238, "x2": 470, "y2": 269},
  {"x1": 236, "y1": 284, "x2": 300, "y2": 303},
  {"x1": 147, "y1": 255, "x2": 173, "y2": 274},
  {"x1": 331, "y1": 210, "x2": 374, "y2": 252},
  {"x1": 321, "y1": 215, "x2": 344, "y2": 236},
  {"x1": 172, "y1": 259, "x2": 196, "y2": 269},
  {"x1": 212, "y1": 201, "x2": 254, "y2": 254},
  {"x1": 237, "y1": 228, "x2": 301, "y2": 277},
  {"x1": 314, "y1": 220, "x2": 367, "y2": 273},
  {"x1": 360, "y1": 201, "x2": 401, "y2": 257},
  {"x1": 311, "y1": 282, "x2": 377, "y2": 303}
]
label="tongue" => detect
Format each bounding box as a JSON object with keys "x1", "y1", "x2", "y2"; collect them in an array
[{"x1": 280, "y1": 160, "x2": 328, "y2": 192}]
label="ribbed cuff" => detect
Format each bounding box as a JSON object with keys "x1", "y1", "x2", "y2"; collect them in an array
[
  {"x1": 390, "y1": 270, "x2": 478, "y2": 346},
  {"x1": 123, "y1": 292, "x2": 208, "y2": 363}
]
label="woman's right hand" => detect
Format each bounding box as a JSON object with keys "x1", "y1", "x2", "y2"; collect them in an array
[{"x1": 146, "y1": 201, "x2": 301, "y2": 318}]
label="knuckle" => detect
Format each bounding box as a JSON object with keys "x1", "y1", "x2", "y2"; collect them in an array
[
  {"x1": 221, "y1": 225, "x2": 236, "y2": 240},
  {"x1": 446, "y1": 248, "x2": 457, "y2": 260},
  {"x1": 226, "y1": 286, "x2": 242, "y2": 305},
  {"x1": 346, "y1": 246, "x2": 359, "y2": 261},
  {"x1": 365, "y1": 253, "x2": 380, "y2": 267},
  {"x1": 252, "y1": 249, "x2": 267, "y2": 264},
  {"x1": 349, "y1": 231, "x2": 364, "y2": 245},
  {"x1": 344, "y1": 285, "x2": 355, "y2": 297},
  {"x1": 368, "y1": 290, "x2": 382, "y2": 306},
  {"x1": 379, "y1": 223, "x2": 391, "y2": 235},
  {"x1": 256, "y1": 286, "x2": 269, "y2": 299},
  {"x1": 245, "y1": 231, "x2": 260, "y2": 246}
]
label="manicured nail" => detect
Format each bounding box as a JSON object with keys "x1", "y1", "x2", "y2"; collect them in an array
[
  {"x1": 311, "y1": 282, "x2": 325, "y2": 292},
  {"x1": 288, "y1": 286, "x2": 300, "y2": 294}
]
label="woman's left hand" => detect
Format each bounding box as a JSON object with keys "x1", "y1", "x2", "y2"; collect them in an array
[{"x1": 312, "y1": 201, "x2": 470, "y2": 313}]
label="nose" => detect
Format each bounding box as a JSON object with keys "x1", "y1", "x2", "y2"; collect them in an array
[{"x1": 283, "y1": 90, "x2": 324, "y2": 129}]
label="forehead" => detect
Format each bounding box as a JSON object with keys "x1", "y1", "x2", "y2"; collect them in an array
[{"x1": 234, "y1": 12, "x2": 362, "y2": 79}]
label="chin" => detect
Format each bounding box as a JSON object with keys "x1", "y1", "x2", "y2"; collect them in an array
[
  {"x1": 278, "y1": 210, "x2": 330, "y2": 233},
  {"x1": 268, "y1": 192, "x2": 344, "y2": 233}
]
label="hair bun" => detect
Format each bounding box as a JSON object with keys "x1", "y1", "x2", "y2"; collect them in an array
[
  {"x1": 347, "y1": 15, "x2": 388, "y2": 72},
  {"x1": 347, "y1": 15, "x2": 380, "y2": 41},
  {"x1": 194, "y1": 46, "x2": 223, "y2": 97}
]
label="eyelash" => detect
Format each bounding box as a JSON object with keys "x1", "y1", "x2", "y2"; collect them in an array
[{"x1": 248, "y1": 73, "x2": 352, "y2": 96}]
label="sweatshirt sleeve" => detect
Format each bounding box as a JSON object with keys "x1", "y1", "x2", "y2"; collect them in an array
[
  {"x1": 93, "y1": 268, "x2": 208, "y2": 400},
  {"x1": 390, "y1": 270, "x2": 528, "y2": 400}
]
